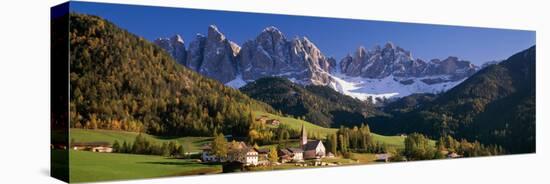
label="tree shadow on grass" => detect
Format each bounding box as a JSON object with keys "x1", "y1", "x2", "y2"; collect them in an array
[
  {"x1": 136, "y1": 161, "x2": 199, "y2": 166},
  {"x1": 136, "y1": 161, "x2": 222, "y2": 176},
  {"x1": 136, "y1": 161, "x2": 220, "y2": 167}
]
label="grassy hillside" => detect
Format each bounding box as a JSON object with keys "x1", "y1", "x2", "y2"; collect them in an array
[
  {"x1": 254, "y1": 111, "x2": 409, "y2": 148},
  {"x1": 255, "y1": 111, "x2": 336, "y2": 137},
  {"x1": 241, "y1": 77, "x2": 374, "y2": 127},
  {"x1": 70, "y1": 128, "x2": 211, "y2": 152},
  {"x1": 369, "y1": 46, "x2": 535, "y2": 153},
  {"x1": 70, "y1": 150, "x2": 221, "y2": 182}
]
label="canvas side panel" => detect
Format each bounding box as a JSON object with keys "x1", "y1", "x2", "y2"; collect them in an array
[{"x1": 51, "y1": 2, "x2": 70, "y2": 183}]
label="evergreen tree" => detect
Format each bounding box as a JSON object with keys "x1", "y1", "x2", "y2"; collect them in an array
[
  {"x1": 168, "y1": 141, "x2": 177, "y2": 157},
  {"x1": 121, "y1": 141, "x2": 129, "y2": 153},
  {"x1": 436, "y1": 137, "x2": 446, "y2": 151},
  {"x1": 177, "y1": 145, "x2": 185, "y2": 158},
  {"x1": 404, "y1": 133, "x2": 436, "y2": 160},
  {"x1": 161, "y1": 142, "x2": 170, "y2": 157},
  {"x1": 268, "y1": 147, "x2": 278, "y2": 163},
  {"x1": 112, "y1": 140, "x2": 120, "y2": 153},
  {"x1": 329, "y1": 134, "x2": 337, "y2": 154},
  {"x1": 211, "y1": 132, "x2": 228, "y2": 159}
]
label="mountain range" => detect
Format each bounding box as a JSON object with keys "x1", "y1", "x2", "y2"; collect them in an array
[
  {"x1": 154, "y1": 25, "x2": 483, "y2": 102},
  {"x1": 69, "y1": 13, "x2": 534, "y2": 154},
  {"x1": 369, "y1": 46, "x2": 536, "y2": 153}
]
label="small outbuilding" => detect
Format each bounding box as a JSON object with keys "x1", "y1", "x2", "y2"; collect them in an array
[{"x1": 72, "y1": 142, "x2": 113, "y2": 153}]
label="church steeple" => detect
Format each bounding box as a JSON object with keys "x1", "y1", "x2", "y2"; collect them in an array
[{"x1": 301, "y1": 123, "x2": 307, "y2": 148}]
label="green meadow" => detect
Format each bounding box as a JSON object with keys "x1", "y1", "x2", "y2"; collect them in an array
[
  {"x1": 67, "y1": 111, "x2": 423, "y2": 182},
  {"x1": 70, "y1": 128, "x2": 211, "y2": 152},
  {"x1": 69, "y1": 150, "x2": 221, "y2": 183}
]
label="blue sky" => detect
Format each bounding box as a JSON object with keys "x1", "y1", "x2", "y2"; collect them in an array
[{"x1": 69, "y1": 1, "x2": 535, "y2": 65}]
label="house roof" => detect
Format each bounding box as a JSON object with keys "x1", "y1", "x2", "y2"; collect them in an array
[
  {"x1": 304, "y1": 140, "x2": 322, "y2": 151},
  {"x1": 202, "y1": 141, "x2": 250, "y2": 152},
  {"x1": 227, "y1": 142, "x2": 257, "y2": 155},
  {"x1": 278, "y1": 148, "x2": 292, "y2": 156},
  {"x1": 448, "y1": 152, "x2": 462, "y2": 158},
  {"x1": 288, "y1": 148, "x2": 304, "y2": 153},
  {"x1": 255, "y1": 148, "x2": 270, "y2": 154}
]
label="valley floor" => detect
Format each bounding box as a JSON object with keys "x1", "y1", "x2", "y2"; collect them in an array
[
  {"x1": 69, "y1": 150, "x2": 221, "y2": 183},
  {"x1": 66, "y1": 128, "x2": 403, "y2": 182},
  {"x1": 69, "y1": 149, "x2": 381, "y2": 183}
]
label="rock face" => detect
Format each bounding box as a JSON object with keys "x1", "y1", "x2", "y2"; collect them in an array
[
  {"x1": 238, "y1": 26, "x2": 334, "y2": 85},
  {"x1": 199, "y1": 25, "x2": 239, "y2": 83},
  {"x1": 339, "y1": 43, "x2": 478, "y2": 84},
  {"x1": 156, "y1": 26, "x2": 239, "y2": 83},
  {"x1": 155, "y1": 25, "x2": 482, "y2": 101},
  {"x1": 185, "y1": 34, "x2": 206, "y2": 71},
  {"x1": 154, "y1": 35, "x2": 186, "y2": 65}
]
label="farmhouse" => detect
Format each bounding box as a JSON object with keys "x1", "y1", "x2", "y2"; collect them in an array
[
  {"x1": 447, "y1": 152, "x2": 462, "y2": 159},
  {"x1": 72, "y1": 142, "x2": 113, "y2": 153},
  {"x1": 245, "y1": 147, "x2": 259, "y2": 166},
  {"x1": 288, "y1": 148, "x2": 304, "y2": 162},
  {"x1": 201, "y1": 146, "x2": 219, "y2": 162},
  {"x1": 278, "y1": 148, "x2": 293, "y2": 163},
  {"x1": 277, "y1": 147, "x2": 304, "y2": 163},
  {"x1": 375, "y1": 153, "x2": 391, "y2": 162},
  {"x1": 201, "y1": 141, "x2": 259, "y2": 166},
  {"x1": 266, "y1": 119, "x2": 281, "y2": 126},
  {"x1": 229, "y1": 147, "x2": 258, "y2": 166},
  {"x1": 256, "y1": 148, "x2": 270, "y2": 165},
  {"x1": 255, "y1": 115, "x2": 280, "y2": 127},
  {"x1": 300, "y1": 124, "x2": 326, "y2": 159}
]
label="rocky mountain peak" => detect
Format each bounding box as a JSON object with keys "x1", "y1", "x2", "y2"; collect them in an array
[
  {"x1": 384, "y1": 42, "x2": 395, "y2": 50},
  {"x1": 154, "y1": 25, "x2": 483, "y2": 101},
  {"x1": 261, "y1": 26, "x2": 284, "y2": 37},
  {"x1": 172, "y1": 34, "x2": 184, "y2": 44},
  {"x1": 207, "y1": 25, "x2": 226, "y2": 42},
  {"x1": 339, "y1": 43, "x2": 478, "y2": 83},
  {"x1": 155, "y1": 26, "x2": 238, "y2": 83},
  {"x1": 185, "y1": 34, "x2": 207, "y2": 71},
  {"x1": 255, "y1": 26, "x2": 287, "y2": 52},
  {"x1": 154, "y1": 34, "x2": 186, "y2": 65},
  {"x1": 356, "y1": 46, "x2": 367, "y2": 58},
  {"x1": 199, "y1": 25, "x2": 238, "y2": 83},
  {"x1": 229, "y1": 41, "x2": 241, "y2": 57},
  {"x1": 236, "y1": 26, "x2": 333, "y2": 86},
  {"x1": 298, "y1": 37, "x2": 317, "y2": 53}
]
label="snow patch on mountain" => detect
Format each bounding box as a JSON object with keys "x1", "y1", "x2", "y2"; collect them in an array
[
  {"x1": 328, "y1": 72, "x2": 465, "y2": 104},
  {"x1": 225, "y1": 74, "x2": 247, "y2": 89}
]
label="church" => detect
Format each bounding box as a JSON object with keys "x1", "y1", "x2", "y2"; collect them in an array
[{"x1": 300, "y1": 123, "x2": 326, "y2": 159}]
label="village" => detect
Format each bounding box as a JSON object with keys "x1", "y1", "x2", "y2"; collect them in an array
[
  {"x1": 67, "y1": 121, "x2": 393, "y2": 171},
  {"x1": 200, "y1": 123, "x2": 339, "y2": 167},
  {"x1": 66, "y1": 116, "x2": 468, "y2": 174}
]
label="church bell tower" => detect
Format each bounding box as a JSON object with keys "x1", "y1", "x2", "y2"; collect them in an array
[{"x1": 301, "y1": 123, "x2": 307, "y2": 148}]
